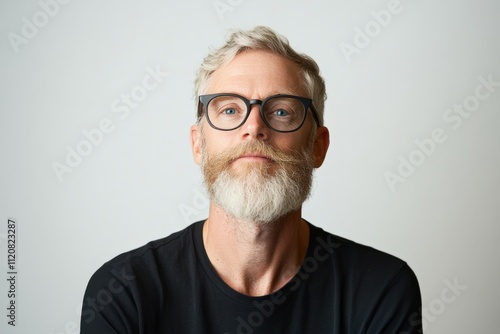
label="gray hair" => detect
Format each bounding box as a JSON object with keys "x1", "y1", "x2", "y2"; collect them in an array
[{"x1": 194, "y1": 26, "x2": 326, "y2": 126}]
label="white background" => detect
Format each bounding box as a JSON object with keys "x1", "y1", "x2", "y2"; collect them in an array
[{"x1": 1, "y1": 0, "x2": 499, "y2": 333}]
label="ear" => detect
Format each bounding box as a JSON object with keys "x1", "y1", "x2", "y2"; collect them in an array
[
  {"x1": 190, "y1": 124, "x2": 202, "y2": 165},
  {"x1": 312, "y1": 126, "x2": 330, "y2": 168}
]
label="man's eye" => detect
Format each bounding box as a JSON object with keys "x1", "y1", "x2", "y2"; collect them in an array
[
  {"x1": 222, "y1": 108, "x2": 237, "y2": 115},
  {"x1": 274, "y1": 109, "x2": 290, "y2": 117}
]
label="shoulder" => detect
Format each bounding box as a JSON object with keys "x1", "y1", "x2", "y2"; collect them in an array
[
  {"x1": 105, "y1": 222, "x2": 198, "y2": 269},
  {"x1": 308, "y1": 223, "x2": 422, "y2": 332},
  {"x1": 87, "y1": 221, "x2": 202, "y2": 288},
  {"x1": 80, "y1": 222, "x2": 203, "y2": 330},
  {"x1": 309, "y1": 223, "x2": 419, "y2": 289}
]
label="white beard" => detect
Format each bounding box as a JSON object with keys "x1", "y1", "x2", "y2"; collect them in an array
[
  {"x1": 209, "y1": 164, "x2": 311, "y2": 224},
  {"x1": 199, "y1": 125, "x2": 316, "y2": 224}
]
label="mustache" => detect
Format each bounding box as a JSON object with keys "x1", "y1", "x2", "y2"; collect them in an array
[
  {"x1": 209, "y1": 140, "x2": 303, "y2": 168},
  {"x1": 201, "y1": 140, "x2": 309, "y2": 185}
]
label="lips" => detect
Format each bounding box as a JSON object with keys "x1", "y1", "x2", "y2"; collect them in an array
[{"x1": 236, "y1": 153, "x2": 272, "y2": 162}]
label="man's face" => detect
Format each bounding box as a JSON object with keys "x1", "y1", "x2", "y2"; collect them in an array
[{"x1": 191, "y1": 50, "x2": 329, "y2": 223}]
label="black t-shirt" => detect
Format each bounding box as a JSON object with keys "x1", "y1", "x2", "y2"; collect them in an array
[{"x1": 80, "y1": 221, "x2": 422, "y2": 333}]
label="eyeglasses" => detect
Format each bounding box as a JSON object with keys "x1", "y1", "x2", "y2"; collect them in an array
[{"x1": 198, "y1": 93, "x2": 321, "y2": 133}]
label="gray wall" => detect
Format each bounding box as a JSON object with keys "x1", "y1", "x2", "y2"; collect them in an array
[{"x1": 1, "y1": 0, "x2": 499, "y2": 333}]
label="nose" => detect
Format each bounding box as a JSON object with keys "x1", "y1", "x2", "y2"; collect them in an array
[{"x1": 240, "y1": 104, "x2": 269, "y2": 140}]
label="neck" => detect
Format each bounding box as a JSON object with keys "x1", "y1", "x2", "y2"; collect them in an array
[{"x1": 203, "y1": 204, "x2": 310, "y2": 296}]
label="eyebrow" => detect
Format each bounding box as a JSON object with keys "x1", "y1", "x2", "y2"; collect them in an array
[{"x1": 212, "y1": 90, "x2": 303, "y2": 99}]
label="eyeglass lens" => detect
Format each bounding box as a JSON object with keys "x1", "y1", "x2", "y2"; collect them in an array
[{"x1": 206, "y1": 95, "x2": 306, "y2": 131}]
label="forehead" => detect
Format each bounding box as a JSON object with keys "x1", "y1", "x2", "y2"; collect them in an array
[{"x1": 205, "y1": 50, "x2": 308, "y2": 97}]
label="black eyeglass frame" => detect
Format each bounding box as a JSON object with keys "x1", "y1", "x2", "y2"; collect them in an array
[{"x1": 198, "y1": 93, "x2": 321, "y2": 133}]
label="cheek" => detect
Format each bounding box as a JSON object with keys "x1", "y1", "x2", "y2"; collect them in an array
[
  {"x1": 200, "y1": 132, "x2": 231, "y2": 160},
  {"x1": 273, "y1": 134, "x2": 310, "y2": 153}
]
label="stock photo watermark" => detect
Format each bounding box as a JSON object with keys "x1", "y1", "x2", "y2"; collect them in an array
[
  {"x1": 178, "y1": 187, "x2": 209, "y2": 225},
  {"x1": 47, "y1": 267, "x2": 135, "y2": 334},
  {"x1": 339, "y1": 0, "x2": 416, "y2": 64},
  {"x1": 213, "y1": 0, "x2": 244, "y2": 20},
  {"x1": 51, "y1": 64, "x2": 169, "y2": 182},
  {"x1": 80, "y1": 267, "x2": 135, "y2": 325},
  {"x1": 223, "y1": 234, "x2": 341, "y2": 334},
  {"x1": 385, "y1": 74, "x2": 499, "y2": 192},
  {"x1": 402, "y1": 277, "x2": 467, "y2": 333},
  {"x1": 7, "y1": 0, "x2": 72, "y2": 54},
  {"x1": 5, "y1": 218, "x2": 18, "y2": 326}
]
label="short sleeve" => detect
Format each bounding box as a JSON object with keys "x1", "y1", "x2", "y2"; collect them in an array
[
  {"x1": 363, "y1": 263, "x2": 423, "y2": 333},
  {"x1": 80, "y1": 264, "x2": 139, "y2": 334}
]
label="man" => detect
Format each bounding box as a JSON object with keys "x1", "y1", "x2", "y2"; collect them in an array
[{"x1": 81, "y1": 26, "x2": 422, "y2": 333}]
